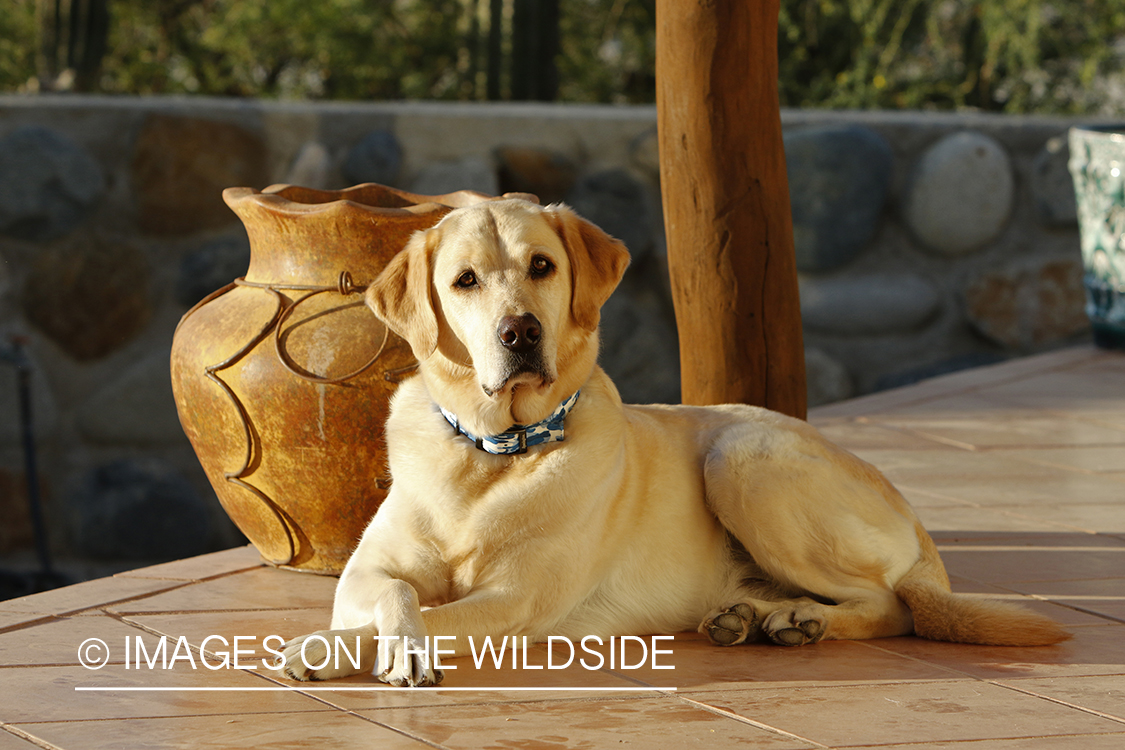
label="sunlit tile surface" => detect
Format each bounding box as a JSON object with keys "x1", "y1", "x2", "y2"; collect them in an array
[{"x1": 1, "y1": 345, "x2": 1123, "y2": 749}]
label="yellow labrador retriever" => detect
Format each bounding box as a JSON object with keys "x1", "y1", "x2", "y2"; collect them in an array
[{"x1": 282, "y1": 198, "x2": 1067, "y2": 686}]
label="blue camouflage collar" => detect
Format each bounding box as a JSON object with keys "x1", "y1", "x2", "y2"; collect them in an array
[{"x1": 440, "y1": 391, "x2": 581, "y2": 455}]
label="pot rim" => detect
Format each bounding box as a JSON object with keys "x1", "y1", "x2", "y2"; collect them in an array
[
  {"x1": 1070, "y1": 124, "x2": 1125, "y2": 141},
  {"x1": 223, "y1": 182, "x2": 504, "y2": 217}
]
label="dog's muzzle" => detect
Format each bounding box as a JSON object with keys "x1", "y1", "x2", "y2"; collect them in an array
[{"x1": 483, "y1": 313, "x2": 553, "y2": 397}]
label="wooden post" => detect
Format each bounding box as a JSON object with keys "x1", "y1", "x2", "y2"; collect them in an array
[{"x1": 656, "y1": 0, "x2": 807, "y2": 419}]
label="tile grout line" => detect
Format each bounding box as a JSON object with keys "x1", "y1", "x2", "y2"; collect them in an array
[
  {"x1": 481, "y1": 662, "x2": 829, "y2": 746},
  {"x1": 892, "y1": 484, "x2": 980, "y2": 507},
  {"x1": 104, "y1": 609, "x2": 288, "y2": 674},
  {"x1": 0, "y1": 722, "x2": 65, "y2": 750},
  {"x1": 110, "y1": 607, "x2": 333, "y2": 616},
  {"x1": 986, "y1": 679, "x2": 1125, "y2": 728},
  {"x1": 833, "y1": 731, "x2": 1125, "y2": 749},
  {"x1": 112, "y1": 553, "x2": 265, "y2": 583},
  {"x1": 111, "y1": 567, "x2": 266, "y2": 584},
  {"x1": 925, "y1": 493, "x2": 1109, "y2": 535},
  {"x1": 976, "y1": 441, "x2": 1125, "y2": 453},
  {"x1": 44, "y1": 630, "x2": 451, "y2": 750},
  {"x1": 319, "y1": 709, "x2": 455, "y2": 750},
  {"x1": 0, "y1": 582, "x2": 198, "y2": 625},
  {"x1": 6, "y1": 709, "x2": 344, "y2": 725},
  {"x1": 982, "y1": 510, "x2": 1103, "y2": 536},
  {"x1": 854, "y1": 641, "x2": 1006, "y2": 682},
  {"x1": 815, "y1": 351, "x2": 1101, "y2": 420},
  {"x1": 973, "y1": 453, "x2": 1125, "y2": 479},
  {"x1": 0, "y1": 615, "x2": 60, "y2": 636},
  {"x1": 813, "y1": 346, "x2": 1115, "y2": 421},
  {"x1": 107, "y1": 563, "x2": 271, "y2": 590},
  {"x1": 245, "y1": 668, "x2": 471, "y2": 750},
  {"x1": 1, "y1": 575, "x2": 304, "y2": 640},
  {"x1": 1004, "y1": 398, "x2": 1125, "y2": 436},
  {"x1": 242, "y1": 656, "x2": 472, "y2": 741},
  {"x1": 884, "y1": 428, "x2": 981, "y2": 452},
  {"x1": 829, "y1": 419, "x2": 980, "y2": 452},
  {"x1": 892, "y1": 482, "x2": 1109, "y2": 536},
  {"x1": 857, "y1": 423, "x2": 1125, "y2": 455},
  {"x1": 998, "y1": 588, "x2": 1125, "y2": 626},
  {"x1": 858, "y1": 639, "x2": 1125, "y2": 726},
  {"x1": 673, "y1": 695, "x2": 831, "y2": 749},
  {"x1": 6, "y1": 709, "x2": 456, "y2": 750},
  {"x1": 0, "y1": 662, "x2": 133, "y2": 670}
]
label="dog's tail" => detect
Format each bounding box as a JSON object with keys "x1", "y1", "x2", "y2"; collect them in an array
[{"x1": 894, "y1": 524, "x2": 1070, "y2": 647}]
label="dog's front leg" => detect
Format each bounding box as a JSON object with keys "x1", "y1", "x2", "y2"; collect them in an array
[
  {"x1": 280, "y1": 622, "x2": 379, "y2": 681},
  {"x1": 419, "y1": 589, "x2": 541, "y2": 658},
  {"x1": 367, "y1": 578, "x2": 442, "y2": 686},
  {"x1": 282, "y1": 578, "x2": 440, "y2": 686}
]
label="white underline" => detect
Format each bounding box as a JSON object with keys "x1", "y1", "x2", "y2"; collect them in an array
[{"x1": 75, "y1": 686, "x2": 677, "y2": 692}]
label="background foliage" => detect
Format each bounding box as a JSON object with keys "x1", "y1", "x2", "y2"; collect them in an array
[
  {"x1": 0, "y1": 0, "x2": 36, "y2": 92},
  {"x1": 2, "y1": 0, "x2": 1123, "y2": 114},
  {"x1": 778, "y1": 0, "x2": 1125, "y2": 113}
]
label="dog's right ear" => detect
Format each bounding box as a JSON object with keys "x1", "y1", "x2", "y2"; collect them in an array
[
  {"x1": 548, "y1": 204, "x2": 631, "y2": 332},
  {"x1": 365, "y1": 228, "x2": 440, "y2": 361}
]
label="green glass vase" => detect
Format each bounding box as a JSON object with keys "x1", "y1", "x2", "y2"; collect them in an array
[{"x1": 1069, "y1": 125, "x2": 1125, "y2": 350}]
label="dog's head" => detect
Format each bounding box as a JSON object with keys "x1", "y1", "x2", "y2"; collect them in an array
[{"x1": 367, "y1": 199, "x2": 630, "y2": 436}]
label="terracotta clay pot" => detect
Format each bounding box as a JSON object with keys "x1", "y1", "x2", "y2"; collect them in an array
[{"x1": 171, "y1": 183, "x2": 491, "y2": 573}]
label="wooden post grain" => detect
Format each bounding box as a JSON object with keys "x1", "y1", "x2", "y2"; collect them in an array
[{"x1": 655, "y1": 0, "x2": 807, "y2": 418}]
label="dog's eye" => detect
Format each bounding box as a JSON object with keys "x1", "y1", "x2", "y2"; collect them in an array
[
  {"x1": 455, "y1": 271, "x2": 477, "y2": 289},
  {"x1": 530, "y1": 256, "x2": 554, "y2": 278}
]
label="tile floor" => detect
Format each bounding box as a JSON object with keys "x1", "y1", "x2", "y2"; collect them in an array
[{"x1": 1, "y1": 345, "x2": 1122, "y2": 749}]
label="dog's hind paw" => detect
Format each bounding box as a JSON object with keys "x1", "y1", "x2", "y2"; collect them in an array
[
  {"x1": 762, "y1": 604, "x2": 825, "y2": 647},
  {"x1": 700, "y1": 602, "x2": 758, "y2": 646}
]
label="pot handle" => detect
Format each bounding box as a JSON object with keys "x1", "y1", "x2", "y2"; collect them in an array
[{"x1": 273, "y1": 271, "x2": 390, "y2": 385}]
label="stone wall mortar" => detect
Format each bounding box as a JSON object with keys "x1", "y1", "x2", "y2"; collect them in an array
[{"x1": 0, "y1": 95, "x2": 1107, "y2": 568}]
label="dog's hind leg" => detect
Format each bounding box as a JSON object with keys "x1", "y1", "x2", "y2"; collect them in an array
[{"x1": 701, "y1": 420, "x2": 919, "y2": 645}]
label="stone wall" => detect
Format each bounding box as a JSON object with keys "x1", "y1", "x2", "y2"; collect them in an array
[
  {"x1": 0, "y1": 95, "x2": 1102, "y2": 576},
  {"x1": 783, "y1": 109, "x2": 1097, "y2": 403}
]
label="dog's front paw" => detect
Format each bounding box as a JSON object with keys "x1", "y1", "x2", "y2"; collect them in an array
[
  {"x1": 280, "y1": 633, "x2": 325, "y2": 681},
  {"x1": 700, "y1": 602, "x2": 759, "y2": 646},
  {"x1": 762, "y1": 603, "x2": 825, "y2": 647},
  {"x1": 280, "y1": 631, "x2": 367, "y2": 681},
  {"x1": 375, "y1": 636, "x2": 444, "y2": 687}
]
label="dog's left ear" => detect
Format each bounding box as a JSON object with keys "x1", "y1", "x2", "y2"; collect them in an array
[
  {"x1": 366, "y1": 227, "x2": 440, "y2": 360},
  {"x1": 548, "y1": 204, "x2": 631, "y2": 332}
]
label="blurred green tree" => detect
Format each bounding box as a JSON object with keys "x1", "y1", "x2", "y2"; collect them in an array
[
  {"x1": 0, "y1": 0, "x2": 1121, "y2": 114},
  {"x1": 98, "y1": 0, "x2": 465, "y2": 99},
  {"x1": 557, "y1": 0, "x2": 655, "y2": 103},
  {"x1": 777, "y1": 0, "x2": 1125, "y2": 113},
  {"x1": 0, "y1": 0, "x2": 36, "y2": 91}
]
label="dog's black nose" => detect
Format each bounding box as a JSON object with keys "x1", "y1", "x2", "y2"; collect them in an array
[{"x1": 497, "y1": 313, "x2": 542, "y2": 353}]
